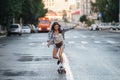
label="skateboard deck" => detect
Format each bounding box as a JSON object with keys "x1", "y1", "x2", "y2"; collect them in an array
[{"x1": 57, "y1": 66, "x2": 66, "y2": 74}]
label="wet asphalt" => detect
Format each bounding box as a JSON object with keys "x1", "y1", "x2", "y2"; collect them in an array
[
  {"x1": 0, "y1": 33, "x2": 66, "y2": 80},
  {"x1": 0, "y1": 28, "x2": 120, "y2": 80}
]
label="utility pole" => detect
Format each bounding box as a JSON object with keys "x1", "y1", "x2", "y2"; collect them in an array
[{"x1": 119, "y1": 1, "x2": 120, "y2": 24}]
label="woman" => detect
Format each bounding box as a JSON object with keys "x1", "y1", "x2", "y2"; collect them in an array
[{"x1": 47, "y1": 22, "x2": 77, "y2": 68}]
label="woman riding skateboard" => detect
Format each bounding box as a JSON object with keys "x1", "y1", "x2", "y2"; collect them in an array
[{"x1": 47, "y1": 22, "x2": 78, "y2": 68}]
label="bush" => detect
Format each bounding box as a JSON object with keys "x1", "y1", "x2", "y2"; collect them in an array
[{"x1": 87, "y1": 19, "x2": 94, "y2": 26}]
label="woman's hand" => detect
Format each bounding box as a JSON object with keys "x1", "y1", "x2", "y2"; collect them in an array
[{"x1": 47, "y1": 41, "x2": 51, "y2": 47}]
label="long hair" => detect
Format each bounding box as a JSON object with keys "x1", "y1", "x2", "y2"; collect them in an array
[{"x1": 51, "y1": 22, "x2": 62, "y2": 33}]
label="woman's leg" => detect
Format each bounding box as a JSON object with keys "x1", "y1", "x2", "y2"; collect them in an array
[
  {"x1": 59, "y1": 46, "x2": 64, "y2": 64},
  {"x1": 53, "y1": 47, "x2": 58, "y2": 59}
]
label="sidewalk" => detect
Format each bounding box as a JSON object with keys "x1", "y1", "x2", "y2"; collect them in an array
[
  {"x1": 0, "y1": 31, "x2": 6, "y2": 38},
  {"x1": 109, "y1": 30, "x2": 120, "y2": 33}
]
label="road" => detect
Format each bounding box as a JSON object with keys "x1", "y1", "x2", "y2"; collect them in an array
[
  {"x1": 65, "y1": 30, "x2": 120, "y2": 80},
  {"x1": 0, "y1": 29, "x2": 120, "y2": 80}
]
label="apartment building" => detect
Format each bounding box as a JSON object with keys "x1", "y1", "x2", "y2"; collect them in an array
[
  {"x1": 70, "y1": 0, "x2": 97, "y2": 22},
  {"x1": 75, "y1": 0, "x2": 91, "y2": 16},
  {"x1": 43, "y1": 0, "x2": 72, "y2": 20},
  {"x1": 43, "y1": 0, "x2": 70, "y2": 12}
]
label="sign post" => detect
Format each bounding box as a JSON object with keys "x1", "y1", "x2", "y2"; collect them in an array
[{"x1": 98, "y1": 12, "x2": 102, "y2": 23}]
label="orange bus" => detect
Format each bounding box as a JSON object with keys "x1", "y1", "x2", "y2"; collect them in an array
[{"x1": 37, "y1": 17, "x2": 50, "y2": 32}]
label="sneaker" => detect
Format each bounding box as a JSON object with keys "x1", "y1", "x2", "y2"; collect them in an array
[
  {"x1": 60, "y1": 66, "x2": 63, "y2": 68},
  {"x1": 57, "y1": 60, "x2": 60, "y2": 65}
]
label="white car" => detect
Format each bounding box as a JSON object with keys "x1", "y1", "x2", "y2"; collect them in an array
[
  {"x1": 111, "y1": 24, "x2": 120, "y2": 30},
  {"x1": 7, "y1": 24, "x2": 22, "y2": 36},
  {"x1": 97, "y1": 23, "x2": 112, "y2": 30},
  {"x1": 115, "y1": 24, "x2": 120, "y2": 30},
  {"x1": 22, "y1": 26, "x2": 31, "y2": 33},
  {"x1": 89, "y1": 24, "x2": 99, "y2": 31}
]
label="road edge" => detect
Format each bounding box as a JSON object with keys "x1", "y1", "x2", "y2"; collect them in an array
[{"x1": 63, "y1": 53, "x2": 74, "y2": 80}]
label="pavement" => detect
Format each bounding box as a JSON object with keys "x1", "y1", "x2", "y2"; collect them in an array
[
  {"x1": 0, "y1": 30, "x2": 120, "y2": 39},
  {"x1": 0, "y1": 27, "x2": 120, "y2": 80},
  {"x1": 0, "y1": 35, "x2": 6, "y2": 38},
  {"x1": 108, "y1": 30, "x2": 120, "y2": 33}
]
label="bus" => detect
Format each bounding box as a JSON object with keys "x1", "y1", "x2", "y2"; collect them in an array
[{"x1": 37, "y1": 17, "x2": 50, "y2": 32}]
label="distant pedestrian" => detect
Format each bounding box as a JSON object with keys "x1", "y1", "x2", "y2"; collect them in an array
[{"x1": 47, "y1": 22, "x2": 78, "y2": 68}]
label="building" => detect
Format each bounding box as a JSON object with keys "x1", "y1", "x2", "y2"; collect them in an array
[
  {"x1": 42, "y1": 0, "x2": 97, "y2": 22},
  {"x1": 71, "y1": 0, "x2": 97, "y2": 22},
  {"x1": 43, "y1": 0, "x2": 71, "y2": 21},
  {"x1": 75, "y1": 0, "x2": 91, "y2": 16}
]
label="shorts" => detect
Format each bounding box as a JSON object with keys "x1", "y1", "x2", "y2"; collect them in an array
[{"x1": 54, "y1": 43, "x2": 65, "y2": 49}]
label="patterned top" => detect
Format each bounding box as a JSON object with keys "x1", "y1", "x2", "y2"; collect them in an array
[
  {"x1": 53, "y1": 33, "x2": 63, "y2": 44},
  {"x1": 47, "y1": 27, "x2": 74, "y2": 45}
]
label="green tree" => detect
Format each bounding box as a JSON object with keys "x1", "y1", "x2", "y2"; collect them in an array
[
  {"x1": 22, "y1": 0, "x2": 47, "y2": 24},
  {"x1": 0, "y1": 0, "x2": 47, "y2": 26},
  {"x1": 0, "y1": 0, "x2": 24, "y2": 24},
  {"x1": 91, "y1": 0, "x2": 119, "y2": 22}
]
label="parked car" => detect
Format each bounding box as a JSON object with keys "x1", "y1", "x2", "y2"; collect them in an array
[
  {"x1": 97, "y1": 23, "x2": 112, "y2": 30},
  {"x1": 7, "y1": 24, "x2": 22, "y2": 36},
  {"x1": 89, "y1": 24, "x2": 99, "y2": 31},
  {"x1": 111, "y1": 24, "x2": 120, "y2": 30},
  {"x1": 22, "y1": 26, "x2": 31, "y2": 33},
  {"x1": 115, "y1": 24, "x2": 120, "y2": 30},
  {"x1": 28, "y1": 24, "x2": 37, "y2": 33}
]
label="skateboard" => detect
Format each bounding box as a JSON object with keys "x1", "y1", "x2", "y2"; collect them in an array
[{"x1": 57, "y1": 66, "x2": 66, "y2": 74}]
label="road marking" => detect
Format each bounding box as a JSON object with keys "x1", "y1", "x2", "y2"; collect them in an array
[
  {"x1": 41, "y1": 42, "x2": 47, "y2": 45},
  {"x1": 106, "y1": 40, "x2": 116, "y2": 44},
  {"x1": 63, "y1": 53, "x2": 74, "y2": 80},
  {"x1": 81, "y1": 41, "x2": 88, "y2": 44},
  {"x1": 81, "y1": 35, "x2": 87, "y2": 38},
  {"x1": 68, "y1": 41, "x2": 75, "y2": 44},
  {"x1": 73, "y1": 36, "x2": 78, "y2": 38},
  {"x1": 94, "y1": 41, "x2": 101, "y2": 43}
]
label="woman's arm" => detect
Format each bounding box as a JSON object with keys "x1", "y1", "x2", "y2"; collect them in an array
[
  {"x1": 47, "y1": 31, "x2": 54, "y2": 46},
  {"x1": 62, "y1": 24, "x2": 78, "y2": 32}
]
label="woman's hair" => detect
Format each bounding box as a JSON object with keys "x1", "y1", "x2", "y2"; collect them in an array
[{"x1": 51, "y1": 22, "x2": 62, "y2": 33}]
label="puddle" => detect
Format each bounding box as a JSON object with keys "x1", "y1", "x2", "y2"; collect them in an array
[
  {"x1": 34, "y1": 57, "x2": 52, "y2": 61},
  {"x1": 14, "y1": 53, "x2": 31, "y2": 56},
  {"x1": 0, "y1": 55, "x2": 4, "y2": 57},
  {"x1": 17, "y1": 56, "x2": 33, "y2": 62},
  {"x1": 17, "y1": 56, "x2": 53, "y2": 62},
  {"x1": 3, "y1": 70, "x2": 38, "y2": 76}
]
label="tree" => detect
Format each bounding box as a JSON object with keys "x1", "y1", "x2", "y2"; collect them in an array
[
  {"x1": 0, "y1": 0, "x2": 48, "y2": 26},
  {"x1": 21, "y1": 0, "x2": 48, "y2": 24},
  {"x1": 80, "y1": 15, "x2": 87, "y2": 23},
  {"x1": 0, "y1": 0, "x2": 24, "y2": 24},
  {"x1": 91, "y1": 0, "x2": 119, "y2": 22}
]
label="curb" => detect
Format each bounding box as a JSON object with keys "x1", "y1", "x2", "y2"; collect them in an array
[
  {"x1": 0, "y1": 35, "x2": 6, "y2": 39},
  {"x1": 109, "y1": 30, "x2": 120, "y2": 33}
]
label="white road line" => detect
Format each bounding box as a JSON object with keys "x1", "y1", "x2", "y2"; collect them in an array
[
  {"x1": 41, "y1": 42, "x2": 47, "y2": 45},
  {"x1": 63, "y1": 53, "x2": 74, "y2": 80},
  {"x1": 73, "y1": 36, "x2": 78, "y2": 38},
  {"x1": 94, "y1": 41, "x2": 101, "y2": 43},
  {"x1": 81, "y1": 41, "x2": 88, "y2": 44},
  {"x1": 68, "y1": 41, "x2": 75, "y2": 44},
  {"x1": 106, "y1": 40, "x2": 116, "y2": 44},
  {"x1": 81, "y1": 35, "x2": 87, "y2": 38}
]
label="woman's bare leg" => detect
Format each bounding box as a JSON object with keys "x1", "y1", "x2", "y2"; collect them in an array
[
  {"x1": 53, "y1": 47, "x2": 58, "y2": 59},
  {"x1": 59, "y1": 46, "x2": 64, "y2": 63}
]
